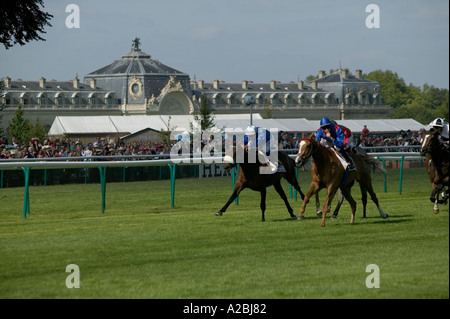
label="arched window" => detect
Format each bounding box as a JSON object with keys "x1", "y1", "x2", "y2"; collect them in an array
[
  {"x1": 20, "y1": 92, "x2": 30, "y2": 105},
  {"x1": 55, "y1": 92, "x2": 65, "y2": 106},
  {"x1": 256, "y1": 93, "x2": 266, "y2": 105},
  {"x1": 37, "y1": 92, "x2": 48, "y2": 106}
]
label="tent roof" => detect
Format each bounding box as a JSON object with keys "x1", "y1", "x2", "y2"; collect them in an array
[{"x1": 48, "y1": 115, "x2": 427, "y2": 137}]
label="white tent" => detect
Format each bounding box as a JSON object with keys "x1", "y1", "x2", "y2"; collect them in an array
[{"x1": 48, "y1": 115, "x2": 427, "y2": 138}]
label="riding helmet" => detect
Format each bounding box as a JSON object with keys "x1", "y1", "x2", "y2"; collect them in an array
[
  {"x1": 432, "y1": 118, "x2": 443, "y2": 127},
  {"x1": 320, "y1": 117, "x2": 332, "y2": 127}
]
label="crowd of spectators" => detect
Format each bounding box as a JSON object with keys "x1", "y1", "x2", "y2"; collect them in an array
[
  {"x1": 0, "y1": 136, "x2": 173, "y2": 160},
  {"x1": 1, "y1": 127, "x2": 426, "y2": 160}
]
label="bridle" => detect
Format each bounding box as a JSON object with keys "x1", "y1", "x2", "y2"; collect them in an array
[{"x1": 296, "y1": 138, "x2": 316, "y2": 166}]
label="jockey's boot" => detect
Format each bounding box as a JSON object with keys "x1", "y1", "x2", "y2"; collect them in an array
[
  {"x1": 257, "y1": 150, "x2": 278, "y2": 174},
  {"x1": 340, "y1": 149, "x2": 356, "y2": 171}
]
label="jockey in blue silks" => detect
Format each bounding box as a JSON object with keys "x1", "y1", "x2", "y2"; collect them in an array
[
  {"x1": 316, "y1": 117, "x2": 356, "y2": 171},
  {"x1": 244, "y1": 126, "x2": 278, "y2": 173}
]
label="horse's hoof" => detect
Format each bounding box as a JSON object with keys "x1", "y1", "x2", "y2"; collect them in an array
[
  {"x1": 382, "y1": 214, "x2": 389, "y2": 219},
  {"x1": 330, "y1": 214, "x2": 337, "y2": 219},
  {"x1": 215, "y1": 211, "x2": 223, "y2": 216},
  {"x1": 316, "y1": 212, "x2": 322, "y2": 218},
  {"x1": 297, "y1": 215, "x2": 304, "y2": 220},
  {"x1": 433, "y1": 209, "x2": 439, "y2": 214}
]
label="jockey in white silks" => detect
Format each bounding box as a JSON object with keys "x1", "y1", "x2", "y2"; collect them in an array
[{"x1": 244, "y1": 125, "x2": 278, "y2": 174}]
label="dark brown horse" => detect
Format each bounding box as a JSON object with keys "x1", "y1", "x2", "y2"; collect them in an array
[
  {"x1": 420, "y1": 130, "x2": 449, "y2": 214},
  {"x1": 295, "y1": 134, "x2": 388, "y2": 227},
  {"x1": 215, "y1": 146, "x2": 305, "y2": 221}
]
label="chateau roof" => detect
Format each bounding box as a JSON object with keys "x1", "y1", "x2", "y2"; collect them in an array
[{"x1": 86, "y1": 40, "x2": 188, "y2": 77}]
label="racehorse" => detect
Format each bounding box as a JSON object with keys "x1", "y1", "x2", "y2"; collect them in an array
[
  {"x1": 420, "y1": 129, "x2": 449, "y2": 214},
  {"x1": 215, "y1": 146, "x2": 305, "y2": 221},
  {"x1": 313, "y1": 146, "x2": 381, "y2": 219},
  {"x1": 295, "y1": 134, "x2": 388, "y2": 227}
]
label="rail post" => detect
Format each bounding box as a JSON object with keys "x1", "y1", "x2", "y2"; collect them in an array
[
  {"x1": 168, "y1": 164, "x2": 176, "y2": 208},
  {"x1": 98, "y1": 167, "x2": 107, "y2": 213},
  {"x1": 21, "y1": 167, "x2": 31, "y2": 218}
]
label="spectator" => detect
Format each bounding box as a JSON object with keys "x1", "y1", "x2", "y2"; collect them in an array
[{"x1": 361, "y1": 125, "x2": 369, "y2": 138}]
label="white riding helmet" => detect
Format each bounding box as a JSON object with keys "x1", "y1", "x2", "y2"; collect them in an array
[
  {"x1": 432, "y1": 118, "x2": 444, "y2": 128},
  {"x1": 245, "y1": 125, "x2": 257, "y2": 135}
]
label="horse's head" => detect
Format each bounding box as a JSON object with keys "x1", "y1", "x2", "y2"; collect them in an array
[
  {"x1": 421, "y1": 129, "x2": 439, "y2": 156},
  {"x1": 295, "y1": 134, "x2": 317, "y2": 167}
]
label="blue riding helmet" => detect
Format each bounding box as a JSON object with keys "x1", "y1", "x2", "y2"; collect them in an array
[{"x1": 320, "y1": 117, "x2": 331, "y2": 127}]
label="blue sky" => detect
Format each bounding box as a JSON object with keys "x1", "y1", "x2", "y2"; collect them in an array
[{"x1": 1, "y1": 0, "x2": 448, "y2": 89}]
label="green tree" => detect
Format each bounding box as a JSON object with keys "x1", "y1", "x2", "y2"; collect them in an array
[
  {"x1": 0, "y1": 0, "x2": 53, "y2": 49},
  {"x1": 9, "y1": 104, "x2": 31, "y2": 144},
  {"x1": 365, "y1": 69, "x2": 414, "y2": 108},
  {"x1": 193, "y1": 94, "x2": 215, "y2": 137}
]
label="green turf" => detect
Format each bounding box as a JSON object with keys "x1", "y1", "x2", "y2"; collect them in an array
[{"x1": 0, "y1": 167, "x2": 448, "y2": 299}]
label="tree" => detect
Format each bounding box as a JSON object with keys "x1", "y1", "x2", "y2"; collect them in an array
[
  {"x1": 365, "y1": 69, "x2": 413, "y2": 108},
  {"x1": 193, "y1": 94, "x2": 215, "y2": 137},
  {"x1": 9, "y1": 104, "x2": 31, "y2": 144},
  {"x1": 0, "y1": 0, "x2": 53, "y2": 49}
]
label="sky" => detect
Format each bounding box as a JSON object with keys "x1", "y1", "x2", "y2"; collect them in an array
[{"x1": 1, "y1": 0, "x2": 448, "y2": 89}]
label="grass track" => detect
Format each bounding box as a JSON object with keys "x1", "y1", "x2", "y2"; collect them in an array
[{"x1": 0, "y1": 167, "x2": 448, "y2": 298}]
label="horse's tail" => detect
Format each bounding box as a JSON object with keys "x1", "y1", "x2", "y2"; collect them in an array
[{"x1": 361, "y1": 154, "x2": 386, "y2": 175}]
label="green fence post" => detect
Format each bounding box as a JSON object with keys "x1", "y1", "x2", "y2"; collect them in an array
[
  {"x1": 21, "y1": 167, "x2": 31, "y2": 218},
  {"x1": 98, "y1": 166, "x2": 107, "y2": 213},
  {"x1": 399, "y1": 156, "x2": 404, "y2": 195},
  {"x1": 168, "y1": 164, "x2": 176, "y2": 207},
  {"x1": 232, "y1": 164, "x2": 239, "y2": 205}
]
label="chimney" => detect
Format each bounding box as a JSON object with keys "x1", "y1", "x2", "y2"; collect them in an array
[
  {"x1": 318, "y1": 70, "x2": 326, "y2": 79},
  {"x1": 270, "y1": 80, "x2": 276, "y2": 90},
  {"x1": 312, "y1": 80, "x2": 317, "y2": 90},
  {"x1": 341, "y1": 68, "x2": 349, "y2": 79},
  {"x1": 213, "y1": 79, "x2": 219, "y2": 89},
  {"x1": 242, "y1": 80, "x2": 248, "y2": 90},
  {"x1": 90, "y1": 78, "x2": 97, "y2": 89},
  {"x1": 73, "y1": 76, "x2": 79, "y2": 89},
  {"x1": 39, "y1": 77, "x2": 46, "y2": 88},
  {"x1": 298, "y1": 80, "x2": 304, "y2": 90},
  {"x1": 198, "y1": 79, "x2": 204, "y2": 90},
  {"x1": 355, "y1": 69, "x2": 362, "y2": 79},
  {"x1": 4, "y1": 77, "x2": 11, "y2": 88}
]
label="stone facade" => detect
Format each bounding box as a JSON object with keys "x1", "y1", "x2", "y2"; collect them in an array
[{"x1": 0, "y1": 39, "x2": 390, "y2": 132}]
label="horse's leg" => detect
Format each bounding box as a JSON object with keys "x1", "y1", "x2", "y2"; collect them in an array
[
  {"x1": 320, "y1": 188, "x2": 337, "y2": 227},
  {"x1": 331, "y1": 188, "x2": 344, "y2": 219},
  {"x1": 360, "y1": 179, "x2": 388, "y2": 219},
  {"x1": 215, "y1": 181, "x2": 245, "y2": 217},
  {"x1": 282, "y1": 169, "x2": 305, "y2": 200},
  {"x1": 298, "y1": 182, "x2": 320, "y2": 220},
  {"x1": 339, "y1": 185, "x2": 357, "y2": 224},
  {"x1": 315, "y1": 192, "x2": 323, "y2": 218},
  {"x1": 360, "y1": 183, "x2": 368, "y2": 218},
  {"x1": 432, "y1": 183, "x2": 442, "y2": 214},
  {"x1": 273, "y1": 180, "x2": 295, "y2": 218},
  {"x1": 260, "y1": 188, "x2": 266, "y2": 222}
]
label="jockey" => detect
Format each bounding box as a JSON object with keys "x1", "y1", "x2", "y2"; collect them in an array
[
  {"x1": 244, "y1": 125, "x2": 278, "y2": 173},
  {"x1": 428, "y1": 118, "x2": 449, "y2": 147},
  {"x1": 316, "y1": 117, "x2": 356, "y2": 171}
]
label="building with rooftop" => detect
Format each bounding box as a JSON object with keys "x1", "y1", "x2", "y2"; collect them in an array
[{"x1": 1, "y1": 38, "x2": 391, "y2": 132}]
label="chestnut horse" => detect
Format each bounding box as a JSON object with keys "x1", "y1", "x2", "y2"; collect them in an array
[
  {"x1": 215, "y1": 146, "x2": 305, "y2": 221},
  {"x1": 295, "y1": 134, "x2": 388, "y2": 227},
  {"x1": 420, "y1": 130, "x2": 449, "y2": 214}
]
